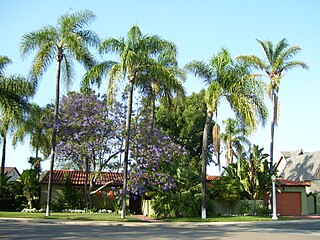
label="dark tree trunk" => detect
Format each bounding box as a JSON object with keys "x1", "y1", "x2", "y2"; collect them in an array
[
  {"x1": 201, "y1": 110, "x2": 213, "y2": 219},
  {"x1": 121, "y1": 79, "x2": 134, "y2": 219},
  {"x1": 0, "y1": 134, "x2": 7, "y2": 176},
  {"x1": 46, "y1": 54, "x2": 62, "y2": 217}
]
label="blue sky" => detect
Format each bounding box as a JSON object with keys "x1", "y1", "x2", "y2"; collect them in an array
[{"x1": 1, "y1": 0, "x2": 319, "y2": 175}]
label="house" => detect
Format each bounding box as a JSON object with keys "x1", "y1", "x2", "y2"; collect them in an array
[
  {"x1": 0, "y1": 167, "x2": 20, "y2": 182},
  {"x1": 207, "y1": 175, "x2": 310, "y2": 216},
  {"x1": 277, "y1": 149, "x2": 320, "y2": 214},
  {"x1": 40, "y1": 170, "x2": 123, "y2": 210}
]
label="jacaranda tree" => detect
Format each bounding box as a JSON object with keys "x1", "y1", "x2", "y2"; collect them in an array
[{"x1": 56, "y1": 91, "x2": 125, "y2": 208}]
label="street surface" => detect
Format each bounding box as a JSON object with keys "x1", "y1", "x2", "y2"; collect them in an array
[{"x1": 0, "y1": 219, "x2": 319, "y2": 239}]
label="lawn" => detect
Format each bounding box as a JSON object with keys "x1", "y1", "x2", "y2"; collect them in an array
[
  {"x1": 0, "y1": 211, "x2": 293, "y2": 222},
  {"x1": 0, "y1": 211, "x2": 143, "y2": 222}
]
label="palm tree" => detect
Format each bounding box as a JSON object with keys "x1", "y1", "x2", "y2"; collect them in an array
[
  {"x1": 84, "y1": 25, "x2": 177, "y2": 218},
  {"x1": 138, "y1": 51, "x2": 186, "y2": 129},
  {"x1": 12, "y1": 104, "x2": 52, "y2": 175},
  {"x1": 0, "y1": 56, "x2": 35, "y2": 176},
  {"x1": 237, "y1": 38, "x2": 308, "y2": 173},
  {"x1": 185, "y1": 48, "x2": 268, "y2": 219},
  {"x1": 20, "y1": 9, "x2": 99, "y2": 216},
  {"x1": 221, "y1": 118, "x2": 251, "y2": 166}
]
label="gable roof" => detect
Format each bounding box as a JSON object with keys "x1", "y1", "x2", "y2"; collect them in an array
[
  {"x1": 0, "y1": 167, "x2": 20, "y2": 176},
  {"x1": 280, "y1": 149, "x2": 320, "y2": 181},
  {"x1": 40, "y1": 170, "x2": 123, "y2": 186}
]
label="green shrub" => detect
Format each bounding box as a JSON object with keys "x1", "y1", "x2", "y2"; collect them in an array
[
  {"x1": 239, "y1": 200, "x2": 253, "y2": 215},
  {"x1": 255, "y1": 204, "x2": 269, "y2": 216}
]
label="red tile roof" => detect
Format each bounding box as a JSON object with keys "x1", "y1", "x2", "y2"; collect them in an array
[
  {"x1": 277, "y1": 178, "x2": 311, "y2": 187},
  {"x1": 206, "y1": 175, "x2": 220, "y2": 181},
  {"x1": 40, "y1": 170, "x2": 123, "y2": 186}
]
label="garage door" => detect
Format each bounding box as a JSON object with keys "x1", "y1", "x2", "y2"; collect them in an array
[{"x1": 277, "y1": 192, "x2": 301, "y2": 215}]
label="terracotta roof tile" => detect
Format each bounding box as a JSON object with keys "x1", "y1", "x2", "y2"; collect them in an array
[
  {"x1": 40, "y1": 170, "x2": 123, "y2": 186},
  {"x1": 206, "y1": 175, "x2": 220, "y2": 181},
  {"x1": 277, "y1": 178, "x2": 311, "y2": 187}
]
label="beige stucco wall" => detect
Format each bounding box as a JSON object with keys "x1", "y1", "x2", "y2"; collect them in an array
[
  {"x1": 40, "y1": 184, "x2": 115, "y2": 210},
  {"x1": 40, "y1": 184, "x2": 64, "y2": 207}
]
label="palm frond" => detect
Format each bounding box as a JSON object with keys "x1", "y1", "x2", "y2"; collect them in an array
[
  {"x1": 185, "y1": 61, "x2": 213, "y2": 83},
  {"x1": 99, "y1": 38, "x2": 125, "y2": 55},
  {"x1": 0, "y1": 56, "x2": 12, "y2": 76},
  {"x1": 82, "y1": 60, "x2": 117, "y2": 89},
  {"x1": 107, "y1": 64, "x2": 122, "y2": 104},
  {"x1": 61, "y1": 54, "x2": 75, "y2": 90}
]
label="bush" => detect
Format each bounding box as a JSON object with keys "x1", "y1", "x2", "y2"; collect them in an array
[
  {"x1": 239, "y1": 200, "x2": 253, "y2": 215},
  {"x1": 255, "y1": 204, "x2": 270, "y2": 216}
]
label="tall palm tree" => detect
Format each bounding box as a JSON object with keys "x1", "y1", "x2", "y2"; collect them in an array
[
  {"x1": 185, "y1": 48, "x2": 268, "y2": 219},
  {"x1": 237, "y1": 38, "x2": 308, "y2": 173},
  {"x1": 221, "y1": 118, "x2": 251, "y2": 166},
  {"x1": 84, "y1": 25, "x2": 177, "y2": 218},
  {"x1": 20, "y1": 10, "x2": 99, "y2": 216},
  {"x1": 0, "y1": 56, "x2": 35, "y2": 176}
]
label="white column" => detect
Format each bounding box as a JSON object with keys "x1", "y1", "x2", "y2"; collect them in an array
[{"x1": 271, "y1": 175, "x2": 278, "y2": 220}]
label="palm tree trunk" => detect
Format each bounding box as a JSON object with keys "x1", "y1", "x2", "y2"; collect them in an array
[
  {"x1": 269, "y1": 90, "x2": 277, "y2": 174},
  {"x1": 0, "y1": 134, "x2": 6, "y2": 176},
  {"x1": 151, "y1": 93, "x2": 156, "y2": 131},
  {"x1": 121, "y1": 79, "x2": 134, "y2": 218},
  {"x1": 46, "y1": 54, "x2": 62, "y2": 217},
  {"x1": 201, "y1": 109, "x2": 213, "y2": 219}
]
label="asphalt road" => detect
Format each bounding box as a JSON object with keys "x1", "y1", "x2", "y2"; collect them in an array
[{"x1": 0, "y1": 219, "x2": 319, "y2": 239}]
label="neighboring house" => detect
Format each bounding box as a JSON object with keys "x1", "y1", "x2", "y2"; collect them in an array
[
  {"x1": 207, "y1": 175, "x2": 309, "y2": 216},
  {"x1": 40, "y1": 170, "x2": 123, "y2": 210},
  {"x1": 0, "y1": 167, "x2": 20, "y2": 182},
  {"x1": 277, "y1": 149, "x2": 320, "y2": 214}
]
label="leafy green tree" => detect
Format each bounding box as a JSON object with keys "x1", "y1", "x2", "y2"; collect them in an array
[
  {"x1": 156, "y1": 90, "x2": 210, "y2": 170},
  {"x1": 237, "y1": 39, "x2": 308, "y2": 172},
  {"x1": 0, "y1": 56, "x2": 35, "y2": 176},
  {"x1": 221, "y1": 118, "x2": 251, "y2": 166},
  {"x1": 84, "y1": 25, "x2": 177, "y2": 218},
  {"x1": 20, "y1": 10, "x2": 99, "y2": 216},
  {"x1": 185, "y1": 48, "x2": 268, "y2": 218}
]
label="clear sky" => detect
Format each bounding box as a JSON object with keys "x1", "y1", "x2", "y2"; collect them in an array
[{"x1": 1, "y1": 0, "x2": 319, "y2": 175}]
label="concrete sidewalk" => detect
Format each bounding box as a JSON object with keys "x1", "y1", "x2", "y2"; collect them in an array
[{"x1": 1, "y1": 216, "x2": 320, "y2": 228}]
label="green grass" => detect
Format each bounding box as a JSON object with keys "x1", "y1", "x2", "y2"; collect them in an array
[
  {"x1": 0, "y1": 211, "x2": 144, "y2": 222},
  {"x1": 0, "y1": 211, "x2": 295, "y2": 222},
  {"x1": 163, "y1": 216, "x2": 274, "y2": 222}
]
